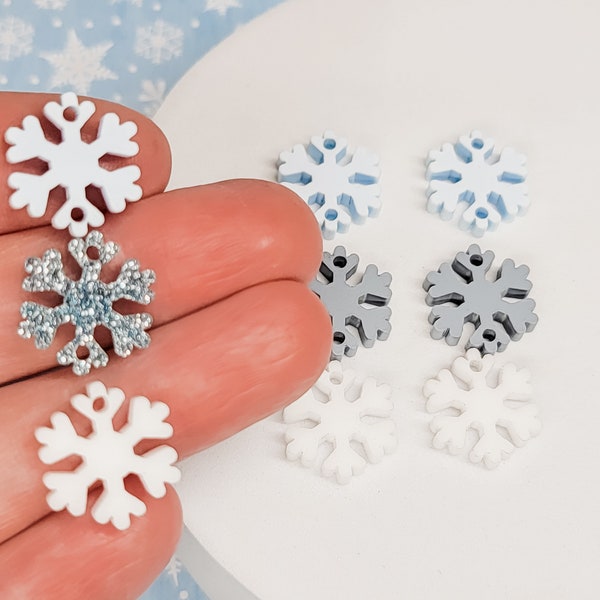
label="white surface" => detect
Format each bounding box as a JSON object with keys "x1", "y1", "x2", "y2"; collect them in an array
[{"x1": 155, "y1": 0, "x2": 600, "y2": 598}]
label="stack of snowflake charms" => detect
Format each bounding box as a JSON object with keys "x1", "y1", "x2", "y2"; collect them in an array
[
  {"x1": 5, "y1": 92, "x2": 142, "y2": 237},
  {"x1": 278, "y1": 131, "x2": 381, "y2": 239},
  {"x1": 426, "y1": 131, "x2": 528, "y2": 237},
  {"x1": 35, "y1": 381, "x2": 180, "y2": 530},
  {"x1": 423, "y1": 349, "x2": 541, "y2": 469},
  {"x1": 423, "y1": 244, "x2": 537, "y2": 355},
  {"x1": 18, "y1": 230, "x2": 155, "y2": 376},
  {"x1": 311, "y1": 245, "x2": 392, "y2": 360},
  {"x1": 283, "y1": 360, "x2": 396, "y2": 484}
]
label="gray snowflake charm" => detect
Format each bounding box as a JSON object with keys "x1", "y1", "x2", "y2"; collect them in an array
[
  {"x1": 19, "y1": 231, "x2": 155, "y2": 375},
  {"x1": 311, "y1": 246, "x2": 392, "y2": 360},
  {"x1": 423, "y1": 244, "x2": 537, "y2": 354}
]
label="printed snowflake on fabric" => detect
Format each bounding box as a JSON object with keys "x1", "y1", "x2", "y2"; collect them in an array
[
  {"x1": 33, "y1": 0, "x2": 69, "y2": 9},
  {"x1": 283, "y1": 360, "x2": 396, "y2": 484},
  {"x1": 19, "y1": 231, "x2": 155, "y2": 376},
  {"x1": 426, "y1": 131, "x2": 528, "y2": 236},
  {"x1": 40, "y1": 30, "x2": 117, "y2": 94},
  {"x1": 278, "y1": 131, "x2": 381, "y2": 239},
  {"x1": 204, "y1": 0, "x2": 241, "y2": 15},
  {"x1": 5, "y1": 92, "x2": 141, "y2": 236},
  {"x1": 138, "y1": 78, "x2": 167, "y2": 115},
  {"x1": 135, "y1": 19, "x2": 184, "y2": 64},
  {"x1": 424, "y1": 349, "x2": 541, "y2": 469},
  {"x1": 423, "y1": 244, "x2": 537, "y2": 354},
  {"x1": 311, "y1": 246, "x2": 392, "y2": 360},
  {"x1": 0, "y1": 16, "x2": 34, "y2": 61},
  {"x1": 35, "y1": 381, "x2": 180, "y2": 530}
]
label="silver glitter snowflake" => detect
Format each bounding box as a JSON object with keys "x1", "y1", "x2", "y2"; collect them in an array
[{"x1": 19, "y1": 231, "x2": 155, "y2": 375}]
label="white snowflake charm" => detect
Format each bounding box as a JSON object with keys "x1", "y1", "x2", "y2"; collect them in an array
[
  {"x1": 426, "y1": 131, "x2": 528, "y2": 236},
  {"x1": 423, "y1": 349, "x2": 541, "y2": 469},
  {"x1": 35, "y1": 381, "x2": 180, "y2": 530},
  {"x1": 5, "y1": 92, "x2": 142, "y2": 236},
  {"x1": 283, "y1": 360, "x2": 396, "y2": 484},
  {"x1": 19, "y1": 231, "x2": 155, "y2": 376},
  {"x1": 278, "y1": 131, "x2": 381, "y2": 239}
]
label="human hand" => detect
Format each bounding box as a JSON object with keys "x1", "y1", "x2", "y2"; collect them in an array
[{"x1": 0, "y1": 93, "x2": 331, "y2": 599}]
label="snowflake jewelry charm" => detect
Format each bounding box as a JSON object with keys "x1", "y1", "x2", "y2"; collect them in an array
[
  {"x1": 423, "y1": 244, "x2": 537, "y2": 354},
  {"x1": 311, "y1": 246, "x2": 392, "y2": 360},
  {"x1": 5, "y1": 92, "x2": 142, "y2": 237},
  {"x1": 423, "y1": 349, "x2": 541, "y2": 469},
  {"x1": 278, "y1": 131, "x2": 381, "y2": 239},
  {"x1": 35, "y1": 381, "x2": 180, "y2": 530},
  {"x1": 19, "y1": 231, "x2": 155, "y2": 375},
  {"x1": 283, "y1": 360, "x2": 396, "y2": 484},
  {"x1": 426, "y1": 131, "x2": 528, "y2": 236}
]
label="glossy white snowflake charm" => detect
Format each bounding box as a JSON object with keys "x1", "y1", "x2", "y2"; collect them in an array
[
  {"x1": 35, "y1": 381, "x2": 180, "y2": 530},
  {"x1": 423, "y1": 349, "x2": 541, "y2": 469},
  {"x1": 5, "y1": 92, "x2": 142, "y2": 236},
  {"x1": 283, "y1": 360, "x2": 396, "y2": 484}
]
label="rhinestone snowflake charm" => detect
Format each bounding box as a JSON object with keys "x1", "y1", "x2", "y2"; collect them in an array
[
  {"x1": 5, "y1": 92, "x2": 142, "y2": 237},
  {"x1": 19, "y1": 231, "x2": 155, "y2": 375}
]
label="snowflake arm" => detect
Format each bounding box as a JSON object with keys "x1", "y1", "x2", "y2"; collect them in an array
[
  {"x1": 35, "y1": 382, "x2": 180, "y2": 530},
  {"x1": 283, "y1": 361, "x2": 396, "y2": 484},
  {"x1": 423, "y1": 349, "x2": 541, "y2": 468}
]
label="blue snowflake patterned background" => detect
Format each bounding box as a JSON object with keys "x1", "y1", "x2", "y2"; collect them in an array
[
  {"x1": 0, "y1": 0, "x2": 285, "y2": 598},
  {"x1": 0, "y1": 0, "x2": 283, "y2": 115}
]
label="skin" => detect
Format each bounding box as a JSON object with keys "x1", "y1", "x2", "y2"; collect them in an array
[{"x1": 0, "y1": 93, "x2": 332, "y2": 599}]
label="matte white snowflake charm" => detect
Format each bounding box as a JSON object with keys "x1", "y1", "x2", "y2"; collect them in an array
[
  {"x1": 283, "y1": 360, "x2": 396, "y2": 484},
  {"x1": 19, "y1": 231, "x2": 155, "y2": 376},
  {"x1": 423, "y1": 349, "x2": 541, "y2": 469},
  {"x1": 35, "y1": 381, "x2": 180, "y2": 530},
  {"x1": 5, "y1": 92, "x2": 142, "y2": 236}
]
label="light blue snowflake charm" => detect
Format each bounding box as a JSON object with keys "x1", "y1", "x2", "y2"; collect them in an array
[{"x1": 19, "y1": 231, "x2": 155, "y2": 376}]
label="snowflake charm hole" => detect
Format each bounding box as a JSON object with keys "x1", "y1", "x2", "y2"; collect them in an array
[
  {"x1": 5, "y1": 92, "x2": 142, "y2": 236},
  {"x1": 278, "y1": 131, "x2": 381, "y2": 239},
  {"x1": 35, "y1": 381, "x2": 180, "y2": 530},
  {"x1": 470, "y1": 253, "x2": 483, "y2": 266},
  {"x1": 471, "y1": 138, "x2": 484, "y2": 149},
  {"x1": 333, "y1": 255, "x2": 347, "y2": 268},
  {"x1": 86, "y1": 246, "x2": 100, "y2": 261},
  {"x1": 482, "y1": 329, "x2": 496, "y2": 342},
  {"x1": 283, "y1": 361, "x2": 396, "y2": 484},
  {"x1": 424, "y1": 349, "x2": 541, "y2": 469},
  {"x1": 475, "y1": 207, "x2": 489, "y2": 219}
]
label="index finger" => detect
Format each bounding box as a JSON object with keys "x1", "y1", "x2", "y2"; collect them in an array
[{"x1": 0, "y1": 92, "x2": 172, "y2": 235}]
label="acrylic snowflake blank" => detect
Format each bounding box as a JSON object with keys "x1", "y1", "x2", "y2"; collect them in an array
[
  {"x1": 19, "y1": 231, "x2": 155, "y2": 375},
  {"x1": 311, "y1": 246, "x2": 392, "y2": 360},
  {"x1": 5, "y1": 92, "x2": 142, "y2": 236},
  {"x1": 426, "y1": 131, "x2": 528, "y2": 236},
  {"x1": 278, "y1": 131, "x2": 381, "y2": 239},
  {"x1": 423, "y1": 349, "x2": 541, "y2": 469},
  {"x1": 283, "y1": 361, "x2": 396, "y2": 484},
  {"x1": 423, "y1": 244, "x2": 537, "y2": 354},
  {"x1": 35, "y1": 381, "x2": 180, "y2": 530}
]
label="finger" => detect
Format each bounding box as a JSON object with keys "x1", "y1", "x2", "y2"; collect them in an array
[
  {"x1": 0, "y1": 481, "x2": 182, "y2": 600},
  {"x1": 0, "y1": 179, "x2": 322, "y2": 384},
  {"x1": 0, "y1": 280, "x2": 331, "y2": 542},
  {"x1": 0, "y1": 92, "x2": 172, "y2": 235}
]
